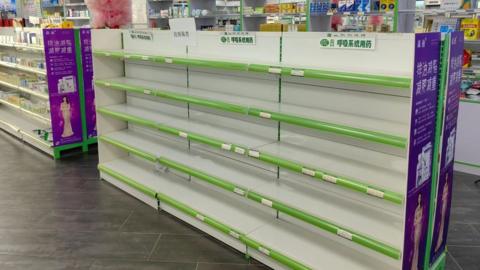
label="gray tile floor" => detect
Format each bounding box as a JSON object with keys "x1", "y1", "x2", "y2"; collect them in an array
[{"x1": 0, "y1": 130, "x2": 478, "y2": 270}]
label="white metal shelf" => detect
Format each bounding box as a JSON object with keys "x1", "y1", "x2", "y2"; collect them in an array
[
  {"x1": 105, "y1": 77, "x2": 409, "y2": 138},
  {"x1": 102, "y1": 103, "x2": 406, "y2": 195},
  {"x1": 0, "y1": 43, "x2": 44, "y2": 53},
  {"x1": 65, "y1": 3, "x2": 87, "y2": 6},
  {"x1": 65, "y1": 17, "x2": 90, "y2": 20},
  {"x1": 0, "y1": 99, "x2": 51, "y2": 125},
  {"x1": 0, "y1": 106, "x2": 52, "y2": 155},
  {"x1": 103, "y1": 129, "x2": 403, "y2": 248},
  {"x1": 105, "y1": 103, "x2": 274, "y2": 148},
  {"x1": 0, "y1": 60, "x2": 47, "y2": 76},
  {"x1": 257, "y1": 140, "x2": 407, "y2": 194},
  {"x1": 0, "y1": 79, "x2": 49, "y2": 100},
  {"x1": 104, "y1": 156, "x2": 270, "y2": 234},
  {"x1": 100, "y1": 156, "x2": 395, "y2": 270},
  {"x1": 249, "y1": 219, "x2": 395, "y2": 270}
]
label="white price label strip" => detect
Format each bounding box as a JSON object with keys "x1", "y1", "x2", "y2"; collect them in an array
[
  {"x1": 259, "y1": 112, "x2": 271, "y2": 119},
  {"x1": 301, "y1": 168, "x2": 316, "y2": 177},
  {"x1": 261, "y1": 198, "x2": 273, "y2": 207},
  {"x1": 268, "y1": 67, "x2": 281, "y2": 74},
  {"x1": 291, "y1": 69, "x2": 305, "y2": 77},
  {"x1": 234, "y1": 187, "x2": 245, "y2": 196},
  {"x1": 165, "y1": 58, "x2": 173, "y2": 64},
  {"x1": 229, "y1": 231, "x2": 240, "y2": 239},
  {"x1": 259, "y1": 247, "x2": 271, "y2": 256},
  {"x1": 141, "y1": 56, "x2": 150, "y2": 60},
  {"x1": 323, "y1": 175, "x2": 337, "y2": 184},
  {"x1": 179, "y1": 132, "x2": 188, "y2": 138},
  {"x1": 221, "y1": 143, "x2": 232, "y2": 151},
  {"x1": 195, "y1": 214, "x2": 205, "y2": 222},
  {"x1": 104, "y1": 82, "x2": 111, "y2": 87},
  {"x1": 124, "y1": 55, "x2": 131, "y2": 59},
  {"x1": 143, "y1": 89, "x2": 152, "y2": 95},
  {"x1": 337, "y1": 229, "x2": 353, "y2": 240},
  {"x1": 248, "y1": 150, "x2": 260, "y2": 158},
  {"x1": 234, "y1": 147, "x2": 246, "y2": 155},
  {"x1": 104, "y1": 52, "x2": 111, "y2": 56},
  {"x1": 367, "y1": 188, "x2": 385, "y2": 199}
]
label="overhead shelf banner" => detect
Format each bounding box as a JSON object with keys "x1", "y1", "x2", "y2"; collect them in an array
[
  {"x1": 430, "y1": 31, "x2": 463, "y2": 264},
  {"x1": 44, "y1": 29, "x2": 83, "y2": 147},
  {"x1": 403, "y1": 32, "x2": 442, "y2": 270}
]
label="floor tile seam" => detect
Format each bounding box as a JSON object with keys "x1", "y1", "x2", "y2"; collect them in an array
[
  {"x1": 117, "y1": 209, "x2": 135, "y2": 232},
  {"x1": 448, "y1": 244, "x2": 480, "y2": 248},
  {"x1": 146, "y1": 233, "x2": 162, "y2": 261},
  {"x1": 33, "y1": 209, "x2": 134, "y2": 214},
  {"x1": 0, "y1": 251, "x2": 164, "y2": 260},
  {"x1": 147, "y1": 258, "x2": 251, "y2": 265},
  {"x1": 32, "y1": 209, "x2": 55, "y2": 225},
  {"x1": 448, "y1": 221, "x2": 480, "y2": 225},
  {"x1": 0, "y1": 227, "x2": 161, "y2": 235},
  {"x1": 447, "y1": 251, "x2": 464, "y2": 270},
  {"x1": 0, "y1": 252, "x2": 96, "y2": 268},
  {"x1": 470, "y1": 224, "x2": 480, "y2": 235}
]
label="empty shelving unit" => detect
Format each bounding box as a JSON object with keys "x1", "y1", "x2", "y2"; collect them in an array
[{"x1": 92, "y1": 29, "x2": 454, "y2": 270}]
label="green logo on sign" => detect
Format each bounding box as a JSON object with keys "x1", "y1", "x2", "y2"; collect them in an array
[
  {"x1": 221, "y1": 36, "x2": 228, "y2": 43},
  {"x1": 320, "y1": 39, "x2": 330, "y2": 47}
]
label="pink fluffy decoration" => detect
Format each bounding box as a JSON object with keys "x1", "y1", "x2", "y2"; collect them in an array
[
  {"x1": 331, "y1": 15, "x2": 343, "y2": 26},
  {"x1": 86, "y1": 0, "x2": 132, "y2": 29},
  {"x1": 369, "y1": 15, "x2": 384, "y2": 26}
]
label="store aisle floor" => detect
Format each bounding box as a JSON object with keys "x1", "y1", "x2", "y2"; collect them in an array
[{"x1": 0, "y1": 131, "x2": 479, "y2": 270}]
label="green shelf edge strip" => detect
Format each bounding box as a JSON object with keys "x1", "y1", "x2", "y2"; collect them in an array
[
  {"x1": 93, "y1": 50, "x2": 411, "y2": 89},
  {"x1": 99, "y1": 136, "x2": 402, "y2": 260},
  {"x1": 460, "y1": 98, "x2": 480, "y2": 104},
  {"x1": 424, "y1": 35, "x2": 451, "y2": 270},
  {"x1": 247, "y1": 108, "x2": 406, "y2": 148},
  {"x1": 98, "y1": 164, "x2": 157, "y2": 198},
  {"x1": 97, "y1": 107, "x2": 403, "y2": 204},
  {"x1": 98, "y1": 164, "x2": 311, "y2": 270},
  {"x1": 95, "y1": 79, "x2": 407, "y2": 149},
  {"x1": 454, "y1": 160, "x2": 480, "y2": 169}
]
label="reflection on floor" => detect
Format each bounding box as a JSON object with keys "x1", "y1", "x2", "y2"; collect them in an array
[{"x1": 0, "y1": 131, "x2": 478, "y2": 270}]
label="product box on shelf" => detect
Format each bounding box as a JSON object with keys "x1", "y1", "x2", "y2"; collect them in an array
[
  {"x1": 355, "y1": 0, "x2": 371, "y2": 12},
  {"x1": 461, "y1": 18, "x2": 480, "y2": 40}
]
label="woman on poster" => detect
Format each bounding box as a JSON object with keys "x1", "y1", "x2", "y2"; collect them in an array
[
  {"x1": 435, "y1": 175, "x2": 450, "y2": 252},
  {"x1": 411, "y1": 194, "x2": 424, "y2": 270},
  {"x1": 61, "y1": 96, "x2": 74, "y2": 138}
]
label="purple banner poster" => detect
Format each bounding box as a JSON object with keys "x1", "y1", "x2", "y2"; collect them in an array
[
  {"x1": 430, "y1": 32, "x2": 463, "y2": 263},
  {"x1": 403, "y1": 33, "x2": 441, "y2": 270},
  {"x1": 44, "y1": 29, "x2": 83, "y2": 147},
  {"x1": 80, "y1": 29, "x2": 97, "y2": 139}
]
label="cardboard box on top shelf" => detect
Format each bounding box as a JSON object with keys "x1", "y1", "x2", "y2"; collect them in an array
[
  {"x1": 260, "y1": 23, "x2": 285, "y2": 32},
  {"x1": 259, "y1": 23, "x2": 307, "y2": 32}
]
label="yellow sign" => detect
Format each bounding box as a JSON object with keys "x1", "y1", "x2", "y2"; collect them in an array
[{"x1": 380, "y1": 0, "x2": 396, "y2": 11}]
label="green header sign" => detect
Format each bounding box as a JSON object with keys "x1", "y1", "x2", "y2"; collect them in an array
[
  {"x1": 320, "y1": 36, "x2": 376, "y2": 50},
  {"x1": 220, "y1": 32, "x2": 256, "y2": 45}
]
